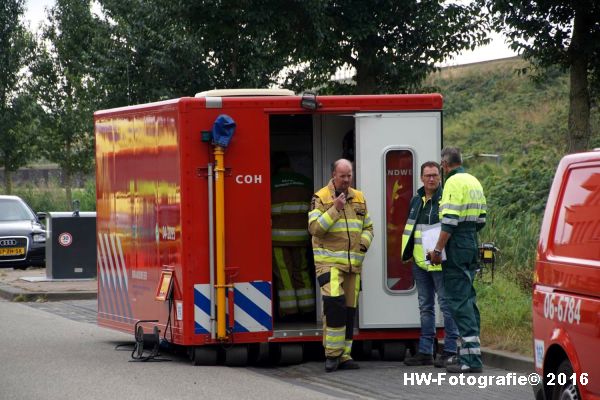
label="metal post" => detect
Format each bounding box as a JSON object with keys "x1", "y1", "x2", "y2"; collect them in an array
[
  {"x1": 214, "y1": 147, "x2": 227, "y2": 340},
  {"x1": 207, "y1": 163, "x2": 216, "y2": 340}
]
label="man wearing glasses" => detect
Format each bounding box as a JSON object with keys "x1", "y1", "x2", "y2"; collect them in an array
[{"x1": 402, "y1": 161, "x2": 459, "y2": 368}]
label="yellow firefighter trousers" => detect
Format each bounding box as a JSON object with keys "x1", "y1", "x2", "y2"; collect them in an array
[
  {"x1": 273, "y1": 247, "x2": 315, "y2": 317},
  {"x1": 317, "y1": 265, "x2": 360, "y2": 360}
]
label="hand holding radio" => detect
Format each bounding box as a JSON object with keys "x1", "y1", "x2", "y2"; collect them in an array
[{"x1": 334, "y1": 189, "x2": 346, "y2": 211}]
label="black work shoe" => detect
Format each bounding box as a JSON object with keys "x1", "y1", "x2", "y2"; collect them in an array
[
  {"x1": 446, "y1": 363, "x2": 483, "y2": 373},
  {"x1": 325, "y1": 357, "x2": 340, "y2": 373},
  {"x1": 434, "y1": 352, "x2": 457, "y2": 368},
  {"x1": 404, "y1": 352, "x2": 434, "y2": 366},
  {"x1": 338, "y1": 359, "x2": 360, "y2": 370}
]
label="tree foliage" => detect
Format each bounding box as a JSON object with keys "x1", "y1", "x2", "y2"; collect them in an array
[
  {"x1": 29, "y1": 0, "x2": 99, "y2": 206},
  {"x1": 0, "y1": 0, "x2": 37, "y2": 193},
  {"x1": 95, "y1": 0, "x2": 299, "y2": 106},
  {"x1": 482, "y1": 0, "x2": 600, "y2": 152},
  {"x1": 282, "y1": 0, "x2": 489, "y2": 94},
  {"x1": 93, "y1": 0, "x2": 210, "y2": 105},
  {"x1": 93, "y1": 0, "x2": 489, "y2": 102}
]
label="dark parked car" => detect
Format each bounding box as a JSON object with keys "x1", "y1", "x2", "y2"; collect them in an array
[{"x1": 0, "y1": 195, "x2": 46, "y2": 269}]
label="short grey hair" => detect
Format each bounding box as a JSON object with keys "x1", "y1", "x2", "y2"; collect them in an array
[{"x1": 441, "y1": 147, "x2": 462, "y2": 166}]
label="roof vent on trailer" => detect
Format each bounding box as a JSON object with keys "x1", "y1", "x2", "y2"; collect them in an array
[{"x1": 194, "y1": 88, "x2": 295, "y2": 97}]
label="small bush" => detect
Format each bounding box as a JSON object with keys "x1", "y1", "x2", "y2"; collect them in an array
[{"x1": 12, "y1": 179, "x2": 96, "y2": 212}]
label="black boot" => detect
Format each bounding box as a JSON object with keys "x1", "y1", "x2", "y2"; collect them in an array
[
  {"x1": 325, "y1": 357, "x2": 340, "y2": 372},
  {"x1": 404, "y1": 352, "x2": 434, "y2": 366},
  {"x1": 446, "y1": 363, "x2": 483, "y2": 373},
  {"x1": 338, "y1": 359, "x2": 360, "y2": 370},
  {"x1": 434, "y1": 352, "x2": 457, "y2": 368}
]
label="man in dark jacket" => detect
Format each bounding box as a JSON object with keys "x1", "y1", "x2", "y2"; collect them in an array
[{"x1": 401, "y1": 161, "x2": 459, "y2": 368}]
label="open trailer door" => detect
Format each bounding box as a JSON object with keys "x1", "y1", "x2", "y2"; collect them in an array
[{"x1": 355, "y1": 111, "x2": 442, "y2": 328}]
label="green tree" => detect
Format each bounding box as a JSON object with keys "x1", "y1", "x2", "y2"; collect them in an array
[
  {"x1": 282, "y1": 0, "x2": 489, "y2": 94},
  {"x1": 0, "y1": 0, "x2": 37, "y2": 193},
  {"x1": 93, "y1": 0, "x2": 212, "y2": 105},
  {"x1": 95, "y1": 0, "x2": 296, "y2": 105},
  {"x1": 482, "y1": 0, "x2": 600, "y2": 153},
  {"x1": 180, "y1": 0, "x2": 303, "y2": 89},
  {"x1": 0, "y1": 95, "x2": 42, "y2": 193},
  {"x1": 30, "y1": 0, "x2": 99, "y2": 206}
]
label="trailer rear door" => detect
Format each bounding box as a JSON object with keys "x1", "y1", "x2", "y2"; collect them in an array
[{"x1": 355, "y1": 111, "x2": 442, "y2": 328}]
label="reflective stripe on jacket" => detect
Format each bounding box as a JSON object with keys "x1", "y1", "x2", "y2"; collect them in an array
[
  {"x1": 439, "y1": 167, "x2": 487, "y2": 234},
  {"x1": 271, "y1": 170, "x2": 312, "y2": 246},
  {"x1": 308, "y1": 180, "x2": 373, "y2": 273},
  {"x1": 401, "y1": 185, "x2": 443, "y2": 272}
]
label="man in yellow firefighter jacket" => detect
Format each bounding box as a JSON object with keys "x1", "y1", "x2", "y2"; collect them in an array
[
  {"x1": 271, "y1": 153, "x2": 315, "y2": 317},
  {"x1": 308, "y1": 159, "x2": 374, "y2": 372}
]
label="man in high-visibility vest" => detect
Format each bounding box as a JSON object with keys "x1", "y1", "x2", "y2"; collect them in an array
[
  {"x1": 429, "y1": 147, "x2": 487, "y2": 373},
  {"x1": 308, "y1": 158, "x2": 373, "y2": 372},
  {"x1": 401, "y1": 161, "x2": 459, "y2": 368},
  {"x1": 271, "y1": 153, "x2": 315, "y2": 317}
]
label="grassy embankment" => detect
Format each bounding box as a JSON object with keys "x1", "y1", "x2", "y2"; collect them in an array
[{"x1": 428, "y1": 57, "x2": 600, "y2": 356}]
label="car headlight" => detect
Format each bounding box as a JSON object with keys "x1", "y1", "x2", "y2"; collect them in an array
[{"x1": 33, "y1": 233, "x2": 46, "y2": 243}]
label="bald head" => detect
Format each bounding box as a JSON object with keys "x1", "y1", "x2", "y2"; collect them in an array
[
  {"x1": 332, "y1": 158, "x2": 353, "y2": 192},
  {"x1": 331, "y1": 158, "x2": 352, "y2": 173}
]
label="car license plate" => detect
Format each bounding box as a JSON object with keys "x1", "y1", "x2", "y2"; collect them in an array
[{"x1": 0, "y1": 247, "x2": 25, "y2": 256}]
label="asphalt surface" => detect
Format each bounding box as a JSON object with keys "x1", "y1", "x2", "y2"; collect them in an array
[
  {"x1": 6, "y1": 298, "x2": 537, "y2": 400},
  {"x1": 0, "y1": 268, "x2": 534, "y2": 374},
  {"x1": 0, "y1": 299, "x2": 340, "y2": 400}
]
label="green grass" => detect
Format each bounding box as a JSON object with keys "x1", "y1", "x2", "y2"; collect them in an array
[
  {"x1": 11, "y1": 179, "x2": 96, "y2": 213},
  {"x1": 475, "y1": 275, "x2": 533, "y2": 356}
]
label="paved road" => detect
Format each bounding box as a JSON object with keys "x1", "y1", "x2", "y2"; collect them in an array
[
  {"x1": 0, "y1": 299, "x2": 336, "y2": 400},
  {"x1": 4, "y1": 299, "x2": 535, "y2": 400}
]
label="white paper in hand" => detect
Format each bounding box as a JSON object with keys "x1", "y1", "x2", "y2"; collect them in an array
[{"x1": 421, "y1": 225, "x2": 446, "y2": 265}]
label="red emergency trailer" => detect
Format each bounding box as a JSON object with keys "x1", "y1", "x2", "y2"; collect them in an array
[{"x1": 94, "y1": 90, "x2": 444, "y2": 365}]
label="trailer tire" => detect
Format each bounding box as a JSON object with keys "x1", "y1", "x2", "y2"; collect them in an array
[
  {"x1": 249, "y1": 343, "x2": 270, "y2": 365},
  {"x1": 224, "y1": 345, "x2": 248, "y2": 367},
  {"x1": 278, "y1": 343, "x2": 303, "y2": 365},
  {"x1": 379, "y1": 341, "x2": 406, "y2": 361},
  {"x1": 352, "y1": 340, "x2": 373, "y2": 360},
  {"x1": 191, "y1": 346, "x2": 218, "y2": 366}
]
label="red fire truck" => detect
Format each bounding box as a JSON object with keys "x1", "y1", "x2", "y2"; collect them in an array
[{"x1": 94, "y1": 90, "x2": 444, "y2": 365}]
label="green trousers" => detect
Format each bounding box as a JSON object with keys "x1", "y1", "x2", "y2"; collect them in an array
[{"x1": 442, "y1": 231, "x2": 482, "y2": 369}]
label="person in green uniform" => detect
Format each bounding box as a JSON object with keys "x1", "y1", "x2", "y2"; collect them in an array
[{"x1": 428, "y1": 147, "x2": 487, "y2": 373}]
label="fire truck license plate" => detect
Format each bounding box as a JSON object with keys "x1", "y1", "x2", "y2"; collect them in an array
[{"x1": 0, "y1": 247, "x2": 25, "y2": 256}]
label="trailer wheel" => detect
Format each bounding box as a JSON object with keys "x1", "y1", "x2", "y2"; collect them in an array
[
  {"x1": 224, "y1": 345, "x2": 248, "y2": 367},
  {"x1": 278, "y1": 343, "x2": 303, "y2": 365},
  {"x1": 379, "y1": 341, "x2": 407, "y2": 361},
  {"x1": 191, "y1": 346, "x2": 218, "y2": 366},
  {"x1": 249, "y1": 343, "x2": 270, "y2": 365},
  {"x1": 352, "y1": 340, "x2": 373, "y2": 360}
]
